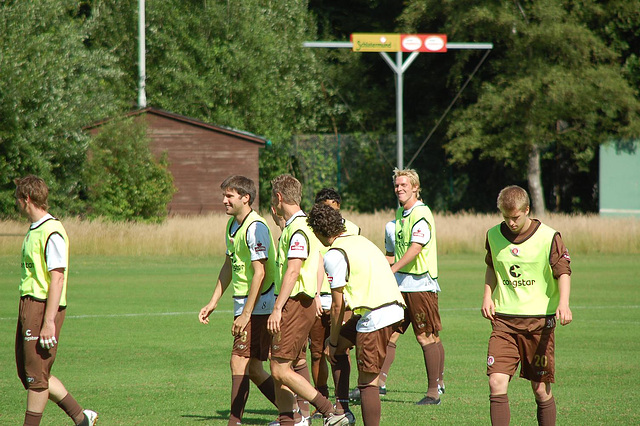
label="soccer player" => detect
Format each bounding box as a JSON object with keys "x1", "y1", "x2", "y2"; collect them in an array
[
  {"x1": 309, "y1": 188, "x2": 360, "y2": 420},
  {"x1": 198, "y1": 176, "x2": 278, "y2": 426},
  {"x1": 482, "y1": 185, "x2": 572, "y2": 426},
  {"x1": 14, "y1": 175, "x2": 98, "y2": 426},
  {"x1": 307, "y1": 203, "x2": 405, "y2": 426},
  {"x1": 267, "y1": 174, "x2": 349, "y2": 426},
  {"x1": 349, "y1": 219, "x2": 397, "y2": 401},
  {"x1": 391, "y1": 168, "x2": 444, "y2": 405}
]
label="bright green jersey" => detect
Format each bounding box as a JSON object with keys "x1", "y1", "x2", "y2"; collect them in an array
[
  {"x1": 20, "y1": 217, "x2": 69, "y2": 306},
  {"x1": 276, "y1": 213, "x2": 320, "y2": 298},
  {"x1": 329, "y1": 235, "x2": 405, "y2": 316},
  {"x1": 226, "y1": 210, "x2": 276, "y2": 297},
  {"x1": 395, "y1": 204, "x2": 438, "y2": 278},
  {"x1": 488, "y1": 223, "x2": 559, "y2": 316}
]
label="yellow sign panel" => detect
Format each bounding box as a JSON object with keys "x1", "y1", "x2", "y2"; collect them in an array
[{"x1": 351, "y1": 33, "x2": 401, "y2": 52}]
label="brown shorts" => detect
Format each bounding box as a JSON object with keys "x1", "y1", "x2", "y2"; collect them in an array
[
  {"x1": 232, "y1": 314, "x2": 271, "y2": 361},
  {"x1": 487, "y1": 315, "x2": 556, "y2": 383},
  {"x1": 271, "y1": 295, "x2": 316, "y2": 361},
  {"x1": 340, "y1": 315, "x2": 399, "y2": 374},
  {"x1": 15, "y1": 296, "x2": 66, "y2": 390},
  {"x1": 309, "y1": 310, "x2": 330, "y2": 360},
  {"x1": 396, "y1": 291, "x2": 442, "y2": 337}
]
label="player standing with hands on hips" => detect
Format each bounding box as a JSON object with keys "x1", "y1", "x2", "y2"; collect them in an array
[
  {"x1": 14, "y1": 175, "x2": 98, "y2": 426},
  {"x1": 482, "y1": 185, "x2": 572, "y2": 426},
  {"x1": 198, "y1": 176, "x2": 278, "y2": 425}
]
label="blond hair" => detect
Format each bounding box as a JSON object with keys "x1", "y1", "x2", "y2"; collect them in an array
[
  {"x1": 393, "y1": 168, "x2": 421, "y2": 199},
  {"x1": 271, "y1": 174, "x2": 302, "y2": 206},
  {"x1": 497, "y1": 185, "x2": 530, "y2": 212}
]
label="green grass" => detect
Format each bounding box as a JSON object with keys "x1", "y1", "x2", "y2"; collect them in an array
[{"x1": 1, "y1": 253, "x2": 638, "y2": 425}]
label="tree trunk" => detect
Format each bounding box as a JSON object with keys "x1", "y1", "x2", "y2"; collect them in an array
[{"x1": 527, "y1": 145, "x2": 546, "y2": 216}]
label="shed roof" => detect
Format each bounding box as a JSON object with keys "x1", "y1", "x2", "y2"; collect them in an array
[{"x1": 85, "y1": 107, "x2": 268, "y2": 146}]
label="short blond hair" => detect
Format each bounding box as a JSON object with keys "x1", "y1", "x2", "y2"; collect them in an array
[
  {"x1": 271, "y1": 174, "x2": 302, "y2": 206},
  {"x1": 393, "y1": 168, "x2": 421, "y2": 198},
  {"x1": 497, "y1": 185, "x2": 530, "y2": 212}
]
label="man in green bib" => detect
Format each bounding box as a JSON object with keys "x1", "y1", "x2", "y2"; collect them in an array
[
  {"x1": 307, "y1": 202, "x2": 405, "y2": 426},
  {"x1": 390, "y1": 168, "x2": 445, "y2": 405},
  {"x1": 482, "y1": 185, "x2": 572, "y2": 426},
  {"x1": 198, "y1": 176, "x2": 278, "y2": 425},
  {"x1": 14, "y1": 175, "x2": 97, "y2": 426},
  {"x1": 266, "y1": 174, "x2": 349, "y2": 426}
]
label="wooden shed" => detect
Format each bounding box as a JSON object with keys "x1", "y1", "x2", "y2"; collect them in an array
[{"x1": 86, "y1": 107, "x2": 268, "y2": 215}]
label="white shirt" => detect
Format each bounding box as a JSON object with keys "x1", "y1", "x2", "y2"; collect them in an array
[
  {"x1": 32, "y1": 214, "x2": 67, "y2": 271},
  {"x1": 324, "y1": 246, "x2": 404, "y2": 332},
  {"x1": 395, "y1": 202, "x2": 440, "y2": 293},
  {"x1": 384, "y1": 220, "x2": 396, "y2": 253}
]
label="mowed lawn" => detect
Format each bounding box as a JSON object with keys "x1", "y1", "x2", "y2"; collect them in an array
[{"x1": 0, "y1": 253, "x2": 638, "y2": 425}]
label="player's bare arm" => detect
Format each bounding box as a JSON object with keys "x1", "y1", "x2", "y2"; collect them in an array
[
  {"x1": 232, "y1": 258, "x2": 266, "y2": 335},
  {"x1": 327, "y1": 286, "x2": 346, "y2": 364},
  {"x1": 40, "y1": 268, "x2": 64, "y2": 350},
  {"x1": 390, "y1": 242, "x2": 423, "y2": 273},
  {"x1": 267, "y1": 257, "x2": 303, "y2": 335},
  {"x1": 481, "y1": 266, "x2": 497, "y2": 321},
  {"x1": 315, "y1": 252, "x2": 325, "y2": 317},
  {"x1": 556, "y1": 273, "x2": 572, "y2": 326},
  {"x1": 199, "y1": 256, "x2": 232, "y2": 324}
]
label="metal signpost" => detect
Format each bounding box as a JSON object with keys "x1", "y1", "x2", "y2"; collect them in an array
[{"x1": 304, "y1": 34, "x2": 493, "y2": 170}]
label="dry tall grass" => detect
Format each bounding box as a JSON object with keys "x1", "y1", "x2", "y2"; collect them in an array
[{"x1": 1, "y1": 212, "x2": 638, "y2": 257}]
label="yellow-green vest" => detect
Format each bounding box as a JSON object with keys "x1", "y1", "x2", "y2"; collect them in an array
[
  {"x1": 488, "y1": 223, "x2": 559, "y2": 316},
  {"x1": 344, "y1": 218, "x2": 361, "y2": 237},
  {"x1": 20, "y1": 218, "x2": 69, "y2": 306},
  {"x1": 226, "y1": 210, "x2": 276, "y2": 297},
  {"x1": 395, "y1": 204, "x2": 438, "y2": 278},
  {"x1": 329, "y1": 235, "x2": 405, "y2": 315},
  {"x1": 276, "y1": 214, "x2": 321, "y2": 298}
]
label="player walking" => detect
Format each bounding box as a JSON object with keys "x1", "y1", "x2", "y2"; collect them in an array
[
  {"x1": 198, "y1": 176, "x2": 278, "y2": 426},
  {"x1": 267, "y1": 175, "x2": 349, "y2": 426},
  {"x1": 307, "y1": 203, "x2": 405, "y2": 426},
  {"x1": 482, "y1": 185, "x2": 572, "y2": 426},
  {"x1": 14, "y1": 175, "x2": 98, "y2": 426},
  {"x1": 309, "y1": 188, "x2": 360, "y2": 421}
]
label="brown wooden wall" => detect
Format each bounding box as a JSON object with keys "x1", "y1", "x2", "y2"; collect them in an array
[{"x1": 145, "y1": 114, "x2": 262, "y2": 215}]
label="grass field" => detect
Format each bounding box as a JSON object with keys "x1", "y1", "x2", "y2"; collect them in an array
[{"x1": 1, "y1": 252, "x2": 638, "y2": 425}]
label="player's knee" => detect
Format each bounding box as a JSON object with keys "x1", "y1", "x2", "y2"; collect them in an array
[
  {"x1": 488, "y1": 374, "x2": 509, "y2": 394},
  {"x1": 531, "y1": 381, "x2": 552, "y2": 400}
]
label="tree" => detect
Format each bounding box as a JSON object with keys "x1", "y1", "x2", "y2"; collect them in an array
[
  {"x1": 401, "y1": 0, "x2": 640, "y2": 213},
  {"x1": 83, "y1": 118, "x2": 175, "y2": 222},
  {"x1": 0, "y1": 0, "x2": 125, "y2": 217}
]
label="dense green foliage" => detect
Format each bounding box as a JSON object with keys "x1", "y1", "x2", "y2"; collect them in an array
[
  {"x1": 1, "y1": 0, "x2": 639, "y2": 216},
  {"x1": 83, "y1": 118, "x2": 175, "y2": 222},
  {"x1": 0, "y1": 0, "x2": 125, "y2": 217}
]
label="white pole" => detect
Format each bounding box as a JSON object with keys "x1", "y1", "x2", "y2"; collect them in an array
[{"x1": 138, "y1": 0, "x2": 147, "y2": 108}]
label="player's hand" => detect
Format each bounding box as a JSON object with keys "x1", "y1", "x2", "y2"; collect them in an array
[
  {"x1": 325, "y1": 337, "x2": 338, "y2": 364},
  {"x1": 481, "y1": 297, "x2": 495, "y2": 321},
  {"x1": 199, "y1": 304, "x2": 216, "y2": 324},
  {"x1": 39, "y1": 320, "x2": 56, "y2": 350},
  {"x1": 232, "y1": 314, "x2": 250, "y2": 336},
  {"x1": 267, "y1": 309, "x2": 282, "y2": 335},
  {"x1": 556, "y1": 304, "x2": 572, "y2": 326},
  {"x1": 314, "y1": 295, "x2": 323, "y2": 318}
]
